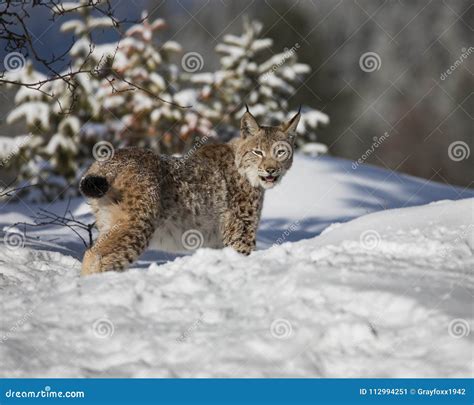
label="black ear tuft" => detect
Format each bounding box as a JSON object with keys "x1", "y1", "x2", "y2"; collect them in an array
[
  {"x1": 241, "y1": 109, "x2": 260, "y2": 138},
  {"x1": 281, "y1": 110, "x2": 301, "y2": 138},
  {"x1": 245, "y1": 103, "x2": 250, "y2": 113}
]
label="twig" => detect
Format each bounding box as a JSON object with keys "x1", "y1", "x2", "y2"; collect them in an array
[
  {"x1": 0, "y1": 1, "x2": 191, "y2": 110},
  {"x1": 11, "y1": 202, "x2": 96, "y2": 248}
]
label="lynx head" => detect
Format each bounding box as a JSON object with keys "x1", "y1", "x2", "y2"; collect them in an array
[{"x1": 235, "y1": 108, "x2": 300, "y2": 189}]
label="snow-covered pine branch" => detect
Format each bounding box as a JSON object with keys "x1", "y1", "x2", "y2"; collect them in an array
[
  {"x1": 4, "y1": 13, "x2": 329, "y2": 201},
  {"x1": 188, "y1": 17, "x2": 329, "y2": 144}
]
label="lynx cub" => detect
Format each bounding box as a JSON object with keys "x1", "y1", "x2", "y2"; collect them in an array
[{"x1": 80, "y1": 108, "x2": 300, "y2": 275}]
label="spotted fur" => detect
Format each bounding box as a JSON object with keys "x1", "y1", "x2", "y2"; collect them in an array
[{"x1": 80, "y1": 110, "x2": 300, "y2": 275}]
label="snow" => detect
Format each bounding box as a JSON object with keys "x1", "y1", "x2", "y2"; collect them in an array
[
  {"x1": 0, "y1": 135, "x2": 33, "y2": 163},
  {"x1": 149, "y1": 73, "x2": 166, "y2": 91},
  {"x1": 251, "y1": 39, "x2": 273, "y2": 52},
  {"x1": 0, "y1": 155, "x2": 472, "y2": 377},
  {"x1": 44, "y1": 133, "x2": 78, "y2": 155},
  {"x1": 221, "y1": 34, "x2": 249, "y2": 48},
  {"x1": 88, "y1": 17, "x2": 116, "y2": 29},
  {"x1": 162, "y1": 41, "x2": 182, "y2": 53},
  {"x1": 58, "y1": 116, "x2": 81, "y2": 136},
  {"x1": 14, "y1": 85, "x2": 46, "y2": 103},
  {"x1": 300, "y1": 142, "x2": 328, "y2": 156},
  {"x1": 60, "y1": 20, "x2": 85, "y2": 35},
  {"x1": 7, "y1": 102, "x2": 50, "y2": 131},
  {"x1": 260, "y1": 75, "x2": 295, "y2": 94},
  {"x1": 216, "y1": 44, "x2": 246, "y2": 59},
  {"x1": 300, "y1": 109, "x2": 330, "y2": 130}
]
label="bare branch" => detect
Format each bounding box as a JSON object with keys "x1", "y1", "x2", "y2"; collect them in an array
[
  {"x1": 0, "y1": 1, "x2": 191, "y2": 109},
  {"x1": 11, "y1": 204, "x2": 96, "y2": 249}
]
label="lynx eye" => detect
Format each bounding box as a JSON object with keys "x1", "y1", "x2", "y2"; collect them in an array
[
  {"x1": 252, "y1": 149, "x2": 264, "y2": 157},
  {"x1": 276, "y1": 149, "x2": 287, "y2": 157}
]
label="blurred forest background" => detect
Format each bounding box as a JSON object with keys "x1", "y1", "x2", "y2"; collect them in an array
[{"x1": 0, "y1": 0, "x2": 472, "y2": 196}]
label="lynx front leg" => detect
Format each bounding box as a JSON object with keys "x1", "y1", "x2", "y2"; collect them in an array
[
  {"x1": 221, "y1": 212, "x2": 258, "y2": 255},
  {"x1": 81, "y1": 220, "x2": 154, "y2": 275}
]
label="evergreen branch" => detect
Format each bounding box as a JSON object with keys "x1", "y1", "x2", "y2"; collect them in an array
[{"x1": 0, "y1": 1, "x2": 191, "y2": 110}]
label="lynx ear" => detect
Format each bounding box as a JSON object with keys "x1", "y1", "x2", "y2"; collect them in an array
[
  {"x1": 241, "y1": 108, "x2": 260, "y2": 138},
  {"x1": 280, "y1": 109, "x2": 301, "y2": 140}
]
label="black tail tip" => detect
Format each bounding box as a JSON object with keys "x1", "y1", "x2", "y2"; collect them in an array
[{"x1": 80, "y1": 175, "x2": 109, "y2": 198}]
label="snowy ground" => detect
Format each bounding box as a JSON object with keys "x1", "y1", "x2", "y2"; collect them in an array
[{"x1": 0, "y1": 155, "x2": 473, "y2": 377}]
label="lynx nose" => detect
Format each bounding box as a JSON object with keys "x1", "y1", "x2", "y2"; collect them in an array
[{"x1": 265, "y1": 167, "x2": 277, "y2": 175}]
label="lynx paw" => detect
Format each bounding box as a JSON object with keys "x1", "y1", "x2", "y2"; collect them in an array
[
  {"x1": 81, "y1": 249, "x2": 102, "y2": 276},
  {"x1": 232, "y1": 242, "x2": 253, "y2": 256}
]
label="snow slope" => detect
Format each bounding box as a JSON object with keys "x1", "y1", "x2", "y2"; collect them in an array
[{"x1": 0, "y1": 155, "x2": 473, "y2": 377}]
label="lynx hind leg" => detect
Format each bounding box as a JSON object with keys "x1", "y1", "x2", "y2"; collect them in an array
[
  {"x1": 81, "y1": 219, "x2": 155, "y2": 275},
  {"x1": 81, "y1": 171, "x2": 160, "y2": 276}
]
